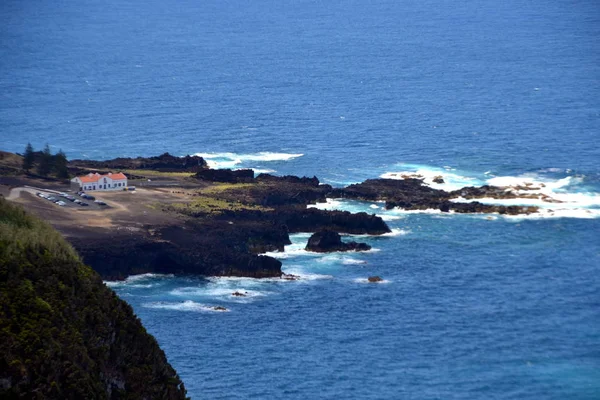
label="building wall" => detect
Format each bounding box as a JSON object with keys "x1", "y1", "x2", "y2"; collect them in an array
[{"x1": 72, "y1": 176, "x2": 128, "y2": 191}]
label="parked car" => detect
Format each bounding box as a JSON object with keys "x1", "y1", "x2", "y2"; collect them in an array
[
  {"x1": 74, "y1": 199, "x2": 82, "y2": 204},
  {"x1": 80, "y1": 202, "x2": 89, "y2": 206},
  {"x1": 65, "y1": 196, "x2": 76, "y2": 201},
  {"x1": 94, "y1": 200, "x2": 107, "y2": 206},
  {"x1": 56, "y1": 201, "x2": 67, "y2": 206},
  {"x1": 47, "y1": 196, "x2": 57, "y2": 201}
]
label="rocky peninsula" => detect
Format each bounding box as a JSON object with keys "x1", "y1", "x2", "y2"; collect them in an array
[{"x1": 1, "y1": 151, "x2": 544, "y2": 281}]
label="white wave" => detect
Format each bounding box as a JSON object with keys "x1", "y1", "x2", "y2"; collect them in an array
[
  {"x1": 381, "y1": 163, "x2": 484, "y2": 191},
  {"x1": 142, "y1": 300, "x2": 229, "y2": 312},
  {"x1": 264, "y1": 248, "x2": 324, "y2": 259},
  {"x1": 387, "y1": 208, "x2": 447, "y2": 215},
  {"x1": 307, "y1": 198, "x2": 345, "y2": 211},
  {"x1": 450, "y1": 173, "x2": 600, "y2": 218},
  {"x1": 205, "y1": 276, "x2": 283, "y2": 286},
  {"x1": 193, "y1": 152, "x2": 303, "y2": 169},
  {"x1": 315, "y1": 254, "x2": 368, "y2": 265},
  {"x1": 503, "y1": 208, "x2": 600, "y2": 221},
  {"x1": 104, "y1": 273, "x2": 174, "y2": 287},
  {"x1": 383, "y1": 228, "x2": 410, "y2": 237},
  {"x1": 482, "y1": 175, "x2": 600, "y2": 208},
  {"x1": 342, "y1": 228, "x2": 409, "y2": 238},
  {"x1": 170, "y1": 286, "x2": 266, "y2": 300},
  {"x1": 308, "y1": 198, "x2": 388, "y2": 215},
  {"x1": 353, "y1": 278, "x2": 391, "y2": 284},
  {"x1": 486, "y1": 175, "x2": 574, "y2": 190},
  {"x1": 125, "y1": 273, "x2": 174, "y2": 282},
  {"x1": 267, "y1": 245, "x2": 380, "y2": 259},
  {"x1": 342, "y1": 258, "x2": 368, "y2": 265},
  {"x1": 252, "y1": 168, "x2": 276, "y2": 174},
  {"x1": 378, "y1": 214, "x2": 403, "y2": 221},
  {"x1": 379, "y1": 164, "x2": 600, "y2": 219},
  {"x1": 280, "y1": 269, "x2": 334, "y2": 281}
]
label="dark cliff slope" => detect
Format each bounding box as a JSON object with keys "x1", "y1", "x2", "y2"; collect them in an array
[{"x1": 0, "y1": 198, "x2": 187, "y2": 399}]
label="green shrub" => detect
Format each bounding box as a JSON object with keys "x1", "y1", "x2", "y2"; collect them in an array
[{"x1": 0, "y1": 198, "x2": 187, "y2": 399}]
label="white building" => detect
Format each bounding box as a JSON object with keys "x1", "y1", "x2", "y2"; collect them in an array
[{"x1": 71, "y1": 172, "x2": 128, "y2": 191}]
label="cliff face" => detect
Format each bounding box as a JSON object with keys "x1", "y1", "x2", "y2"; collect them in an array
[{"x1": 0, "y1": 198, "x2": 187, "y2": 399}]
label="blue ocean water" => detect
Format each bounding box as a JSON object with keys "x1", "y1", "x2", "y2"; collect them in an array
[{"x1": 2, "y1": 0, "x2": 600, "y2": 398}]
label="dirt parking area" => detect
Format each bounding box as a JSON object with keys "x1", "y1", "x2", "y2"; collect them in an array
[{"x1": 4, "y1": 184, "x2": 198, "y2": 235}]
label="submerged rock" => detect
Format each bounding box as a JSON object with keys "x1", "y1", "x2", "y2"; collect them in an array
[
  {"x1": 368, "y1": 276, "x2": 383, "y2": 283},
  {"x1": 305, "y1": 230, "x2": 371, "y2": 253},
  {"x1": 232, "y1": 291, "x2": 247, "y2": 297}
]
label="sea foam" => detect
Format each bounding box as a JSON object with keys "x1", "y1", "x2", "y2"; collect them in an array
[
  {"x1": 104, "y1": 273, "x2": 174, "y2": 287},
  {"x1": 381, "y1": 163, "x2": 484, "y2": 191},
  {"x1": 143, "y1": 300, "x2": 229, "y2": 312},
  {"x1": 381, "y1": 164, "x2": 600, "y2": 219},
  {"x1": 193, "y1": 152, "x2": 303, "y2": 170}
]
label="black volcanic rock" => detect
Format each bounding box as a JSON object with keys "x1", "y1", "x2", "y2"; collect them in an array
[
  {"x1": 209, "y1": 175, "x2": 332, "y2": 207},
  {"x1": 449, "y1": 185, "x2": 519, "y2": 200},
  {"x1": 70, "y1": 152, "x2": 208, "y2": 172},
  {"x1": 335, "y1": 178, "x2": 539, "y2": 215},
  {"x1": 282, "y1": 208, "x2": 391, "y2": 235},
  {"x1": 194, "y1": 168, "x2": 255, "y2": 183},
  {"x1": 305, "y1": 230, "x2": 371, "y2": 253},
  {"x1": 333, "y1": 178, "x2": 447, "y2": 202},
  {"x1": 256, "y1": 173, "x2": 321, "y2": 187},
  {"x1": 71, "y1": 220, "x2": 285, "y2": 280}
]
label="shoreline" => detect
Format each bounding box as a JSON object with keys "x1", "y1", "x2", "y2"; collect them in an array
[{"x1": 1, "y1": 150, "x2": 576, "y2": 281}]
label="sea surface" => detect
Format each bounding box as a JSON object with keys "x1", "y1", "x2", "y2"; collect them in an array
[{"x1": 1, "y1": 0, "x2": 600, "y2": 398}]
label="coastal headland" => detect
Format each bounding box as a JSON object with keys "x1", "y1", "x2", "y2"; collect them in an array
[{"x1": 1, "y1": 150, "x2": 540, "y2": 280}]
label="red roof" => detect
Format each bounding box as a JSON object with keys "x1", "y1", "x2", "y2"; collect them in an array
[
  {"x1": 77, "y1": 172, "x2": 127, "y2": 183},
  {"x1": 108, "y1": 172, "x2": 127, "y2": 180},
  {"x1": 79, "y1": 173, "x2": 100, "y2": 183}
]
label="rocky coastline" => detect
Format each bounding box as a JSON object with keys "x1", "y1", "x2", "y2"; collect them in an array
[{"x1": 2, "y1": 152, "x2": 546, "y2": 281}]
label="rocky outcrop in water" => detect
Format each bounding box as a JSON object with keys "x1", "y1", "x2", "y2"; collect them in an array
[
  {"x1": 332, "y1": 178, "x2": 539, "y2": 215},
  {"x1": 305, "y1": 230, "x2": 371, "y2": 253}
]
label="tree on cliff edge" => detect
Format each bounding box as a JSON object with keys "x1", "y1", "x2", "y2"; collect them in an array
[
  {"x1": 22, "y1": 143, "x2": 34, "y2": 172},
  {"x1": 54, "y1": 150, "x2": 69, "y2": 179},
  {"x1": 37, "y1": 144, "x2": 52, "y2": 176}
]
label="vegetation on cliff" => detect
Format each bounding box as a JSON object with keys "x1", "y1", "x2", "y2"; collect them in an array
[{"x1": 0, "y1": 198, "x2": 187, "y2": 399}]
